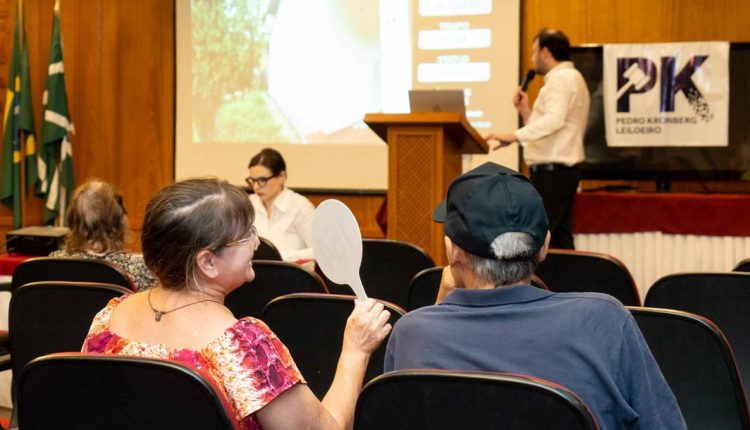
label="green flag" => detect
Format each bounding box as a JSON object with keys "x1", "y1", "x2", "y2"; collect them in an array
[
  {"x1": 39, "y1": 7, "x2": 74, "y2": 225},
  {"x1": 1, "y1": 6, "x2": 37, "y2": 229}
]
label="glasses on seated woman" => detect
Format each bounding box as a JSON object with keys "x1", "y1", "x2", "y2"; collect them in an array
[{"x1": 245, "y1": 174, "x2": 278, "y2": 188}]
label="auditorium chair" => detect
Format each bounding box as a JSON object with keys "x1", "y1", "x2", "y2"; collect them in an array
[
  {"x1": 535, "y1": 249, "x2": 641, "y2": 306},
  {"x1": 0, "y1": 258, "x2": 134, "y2": 377},
  {"x1": 321, "y1": 239, "x2": 434, "y2": 309},
  {"x1": 9, "y1": 281, "x2": 132, "y2": 401},
  {"x1": 17, "y1": 353, "x2": 240, "y2": 429},
  {"x1": 630, "y1": 307, "x2": 750, "y2": 430},
  {"x1": 11, "y1": 257, "x2": 136, "y2": 292},
  {"x1": 733, "y1": 257, "x2": 750, "y2": 273},
  {"x1": 645, "y1": 272, "x2": 750, "y2": 403},
  {"x1": 252, "y1": 237, "x2": 282, "y2": 261},
  {"x1": 407, "y1": 267, "x2": 444, "y2": 311},
  {"x1": 354, "y1": 369, "x2": 599, "y2": 430},
  {"x1": 224, "y1": 260, "x2": 327, "y2": 319},
  {"x1": 262, "y1": 293, "x2": 404, "y2": 399}
]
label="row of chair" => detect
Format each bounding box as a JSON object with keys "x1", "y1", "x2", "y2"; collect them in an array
[
  {"x1": 0, "y1": 261, "x2": 606, "y2": 430},
  {"x1": 13, "y1": 298, "x2": 750, "y2": 429},
  {"x1": 7, "y1": 248, "x2": 750, "y2": 428},
  {"x1": 4, "y1": 281, "x2": 405, "y2": 427},
  {"x1": 260, "y1": 238, "x2": 633, "y2": 311},
  {"x1": 16, "y1": 353, "x2": 601, "y2": 430},
  {"x1": 255, "y1": 237, "x2": 435, "y2": 309}
]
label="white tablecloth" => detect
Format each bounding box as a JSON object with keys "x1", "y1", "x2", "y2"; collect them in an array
[{"x1": 575, "y1": 233, "x2": 750, "y2": 301}]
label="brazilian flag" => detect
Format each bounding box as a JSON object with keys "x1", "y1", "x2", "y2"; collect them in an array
[{"x1": 1, "y1": 6, "x2": 38, "y2": 229}]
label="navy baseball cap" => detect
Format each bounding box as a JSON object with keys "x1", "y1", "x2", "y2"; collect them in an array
[{"x1": 433, "y1": 162, "x2": 549, "y2": 258}]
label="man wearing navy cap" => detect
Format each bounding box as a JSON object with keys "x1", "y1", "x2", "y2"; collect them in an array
[{"x1": 384, "y1": 162, "x2": 685, "y2": 430}]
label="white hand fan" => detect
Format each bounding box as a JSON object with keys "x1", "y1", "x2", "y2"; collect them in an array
[{"x1": 311, "y1": 200, "x2": 367, "y2": 300}]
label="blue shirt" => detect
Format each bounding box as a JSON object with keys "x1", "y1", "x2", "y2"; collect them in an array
[{"x1": 385, "y1": 285, "x2": 685, "y2": 430}]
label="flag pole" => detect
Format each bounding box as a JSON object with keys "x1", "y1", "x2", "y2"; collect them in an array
[
  {"x1": 55, "y1": 0, "x2": 63, "y2": 227},
  {"x1": 55, "y1": 156, "x2": 62, "y2": 227},
  {"x1": 17, "y1": 0, "x2": 25, "y2": 227}
]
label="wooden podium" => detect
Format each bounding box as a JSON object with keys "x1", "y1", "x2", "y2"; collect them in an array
[{"x1": 364, "y1": 112, "x2": 488, "y2": 265}]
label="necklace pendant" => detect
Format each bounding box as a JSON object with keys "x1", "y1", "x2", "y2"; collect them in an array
[{"x1": 154, "y1": 311, "x2": 163, "y2": 322}]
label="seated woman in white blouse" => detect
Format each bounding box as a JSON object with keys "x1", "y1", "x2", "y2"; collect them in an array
[{"x1": 246, "y1": 148, "x2": 315, "y2": 264}]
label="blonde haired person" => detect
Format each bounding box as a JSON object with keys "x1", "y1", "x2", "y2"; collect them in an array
[{"x1": 50, "y1": 180, "x2": 157, "y2": 291}]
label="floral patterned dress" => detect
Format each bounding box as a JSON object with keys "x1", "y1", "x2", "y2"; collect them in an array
[
  {"x1": 82, "y1": 295, "x2": 305, "y2": 429},
  {"x1": 49, "y1": 250, "x2": 158, "y2": 291}
]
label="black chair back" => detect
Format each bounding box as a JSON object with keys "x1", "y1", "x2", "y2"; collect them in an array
[
  {"x1": 407, "y1": 266, "x2": 443, "y2": 311},
  {"x1": 630, "y1": 307, "x2": 750, "y2": 430},
  {"x1": 11, "y1": 257, "x2": 135, "y2": 291},
  {"x1": 17, "y1": 353, "x2": 240, "y2": 430},
  {"x1": 734, "y1": 258, "x2": 750, "y2": 273},
  {"x1": 535, "y1": 249, "x2": 640, "y2": 306},
  {"x1": 645, "y1": 272, "x2": 750, "y2": 403},
  {"x1": 9, "y1": 281, "x2": 131, "y2": 398},
  {"x1": 262, "y1": 293, "x2": 404, "y2": 399},
  {"x1": 354, "y1": 369, "x2": 600, "y2": 430},
  {"x1": 225, "y1": 261, "x2": 327, "y2": 319},
  {"x1": 252, "y1": 237, "x2": 282, "y2": 261},
  {"x1": 322, "y1": 239, "x2": 434, "y2": 309}
]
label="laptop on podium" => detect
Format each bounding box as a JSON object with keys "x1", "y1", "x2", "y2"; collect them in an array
[{"x1": 408, "y1": 90, "x2": 466, "y2": 115}]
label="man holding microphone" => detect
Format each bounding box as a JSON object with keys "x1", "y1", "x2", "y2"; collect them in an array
[{"x1": 486, "y1": 28, "x2": 589, "y2": 249}]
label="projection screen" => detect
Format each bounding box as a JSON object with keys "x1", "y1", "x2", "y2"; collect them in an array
[{"x1": 175, "y1": 0, "x2": 520, "y2": 189}]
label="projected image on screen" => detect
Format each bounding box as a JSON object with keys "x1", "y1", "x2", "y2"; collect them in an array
[
  {"x1": 176, "y1": 0, "x2": 520, "y2": 188},
  {"x1": 191, "y1": 0, "x2": 407, "y2": 145}
]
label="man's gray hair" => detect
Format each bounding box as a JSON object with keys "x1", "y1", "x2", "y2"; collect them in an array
[{"x1": 465, "y1": 232, "x2": 540, "y2": 286}]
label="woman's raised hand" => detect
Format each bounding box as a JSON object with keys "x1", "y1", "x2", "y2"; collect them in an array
[{"x1": 343, "y1": 298, "x2": 392, "y2": 355}]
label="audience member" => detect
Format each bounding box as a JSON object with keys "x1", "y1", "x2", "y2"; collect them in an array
[
  {"x1": 50, "y1": 180, "x2": 157, "y2": 291},
  {"x1": 384, "y1": 163, "x2": 685, "y2": 430},
  {"x1": 247, "y1": 148, "x2": 315, "y2": 265},
  {"x1": 83, "y1": 178, "x2": 391, "y2": 429}
]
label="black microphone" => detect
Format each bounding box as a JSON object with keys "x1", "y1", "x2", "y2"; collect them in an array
[{"x1": 520, "y1": 70, "x2": 536, "y2": 91}]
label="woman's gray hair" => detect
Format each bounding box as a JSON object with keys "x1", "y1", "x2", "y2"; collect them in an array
[
  {"x1": 465, "y1": 232, "x2": 540, "y2": 286},
  {"x1": 141, "y1": 178, "x2": 255, "y2": 290}
]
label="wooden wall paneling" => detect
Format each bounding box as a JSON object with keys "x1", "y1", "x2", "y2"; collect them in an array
[
  {"x1": 0, "y1": 0, "x2": 175, "y2": 250},
  {"x1": 524, "y1": 0, "x2": 750, "y2": 50},
  {"x1": 581, "y1": 0, "x2": 678, "y2": 44},
  {"x1": 99, "y1": 0, "x2": 174, "y2": 246},
  {"x1": 672, "y1": 1, "x2": 750, "y2": 41},
  {"x1": 66, "y1": 0, "x2": 107, "y2": 192},
  {"x1": 50, "y1": 0, "x2": 97, "y2": 223},
  {"x1": 0, "y1": 0, "x2": 9, "y2": 67}
]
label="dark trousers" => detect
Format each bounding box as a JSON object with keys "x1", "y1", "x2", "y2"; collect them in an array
[{"x1": 530, "y1": 165, "x2": 581, "y2": 249}]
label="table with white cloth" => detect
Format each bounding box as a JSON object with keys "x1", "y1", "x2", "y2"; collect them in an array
[{"x1": 573, "y1": 192, "x2": 750, "y2": 300}]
